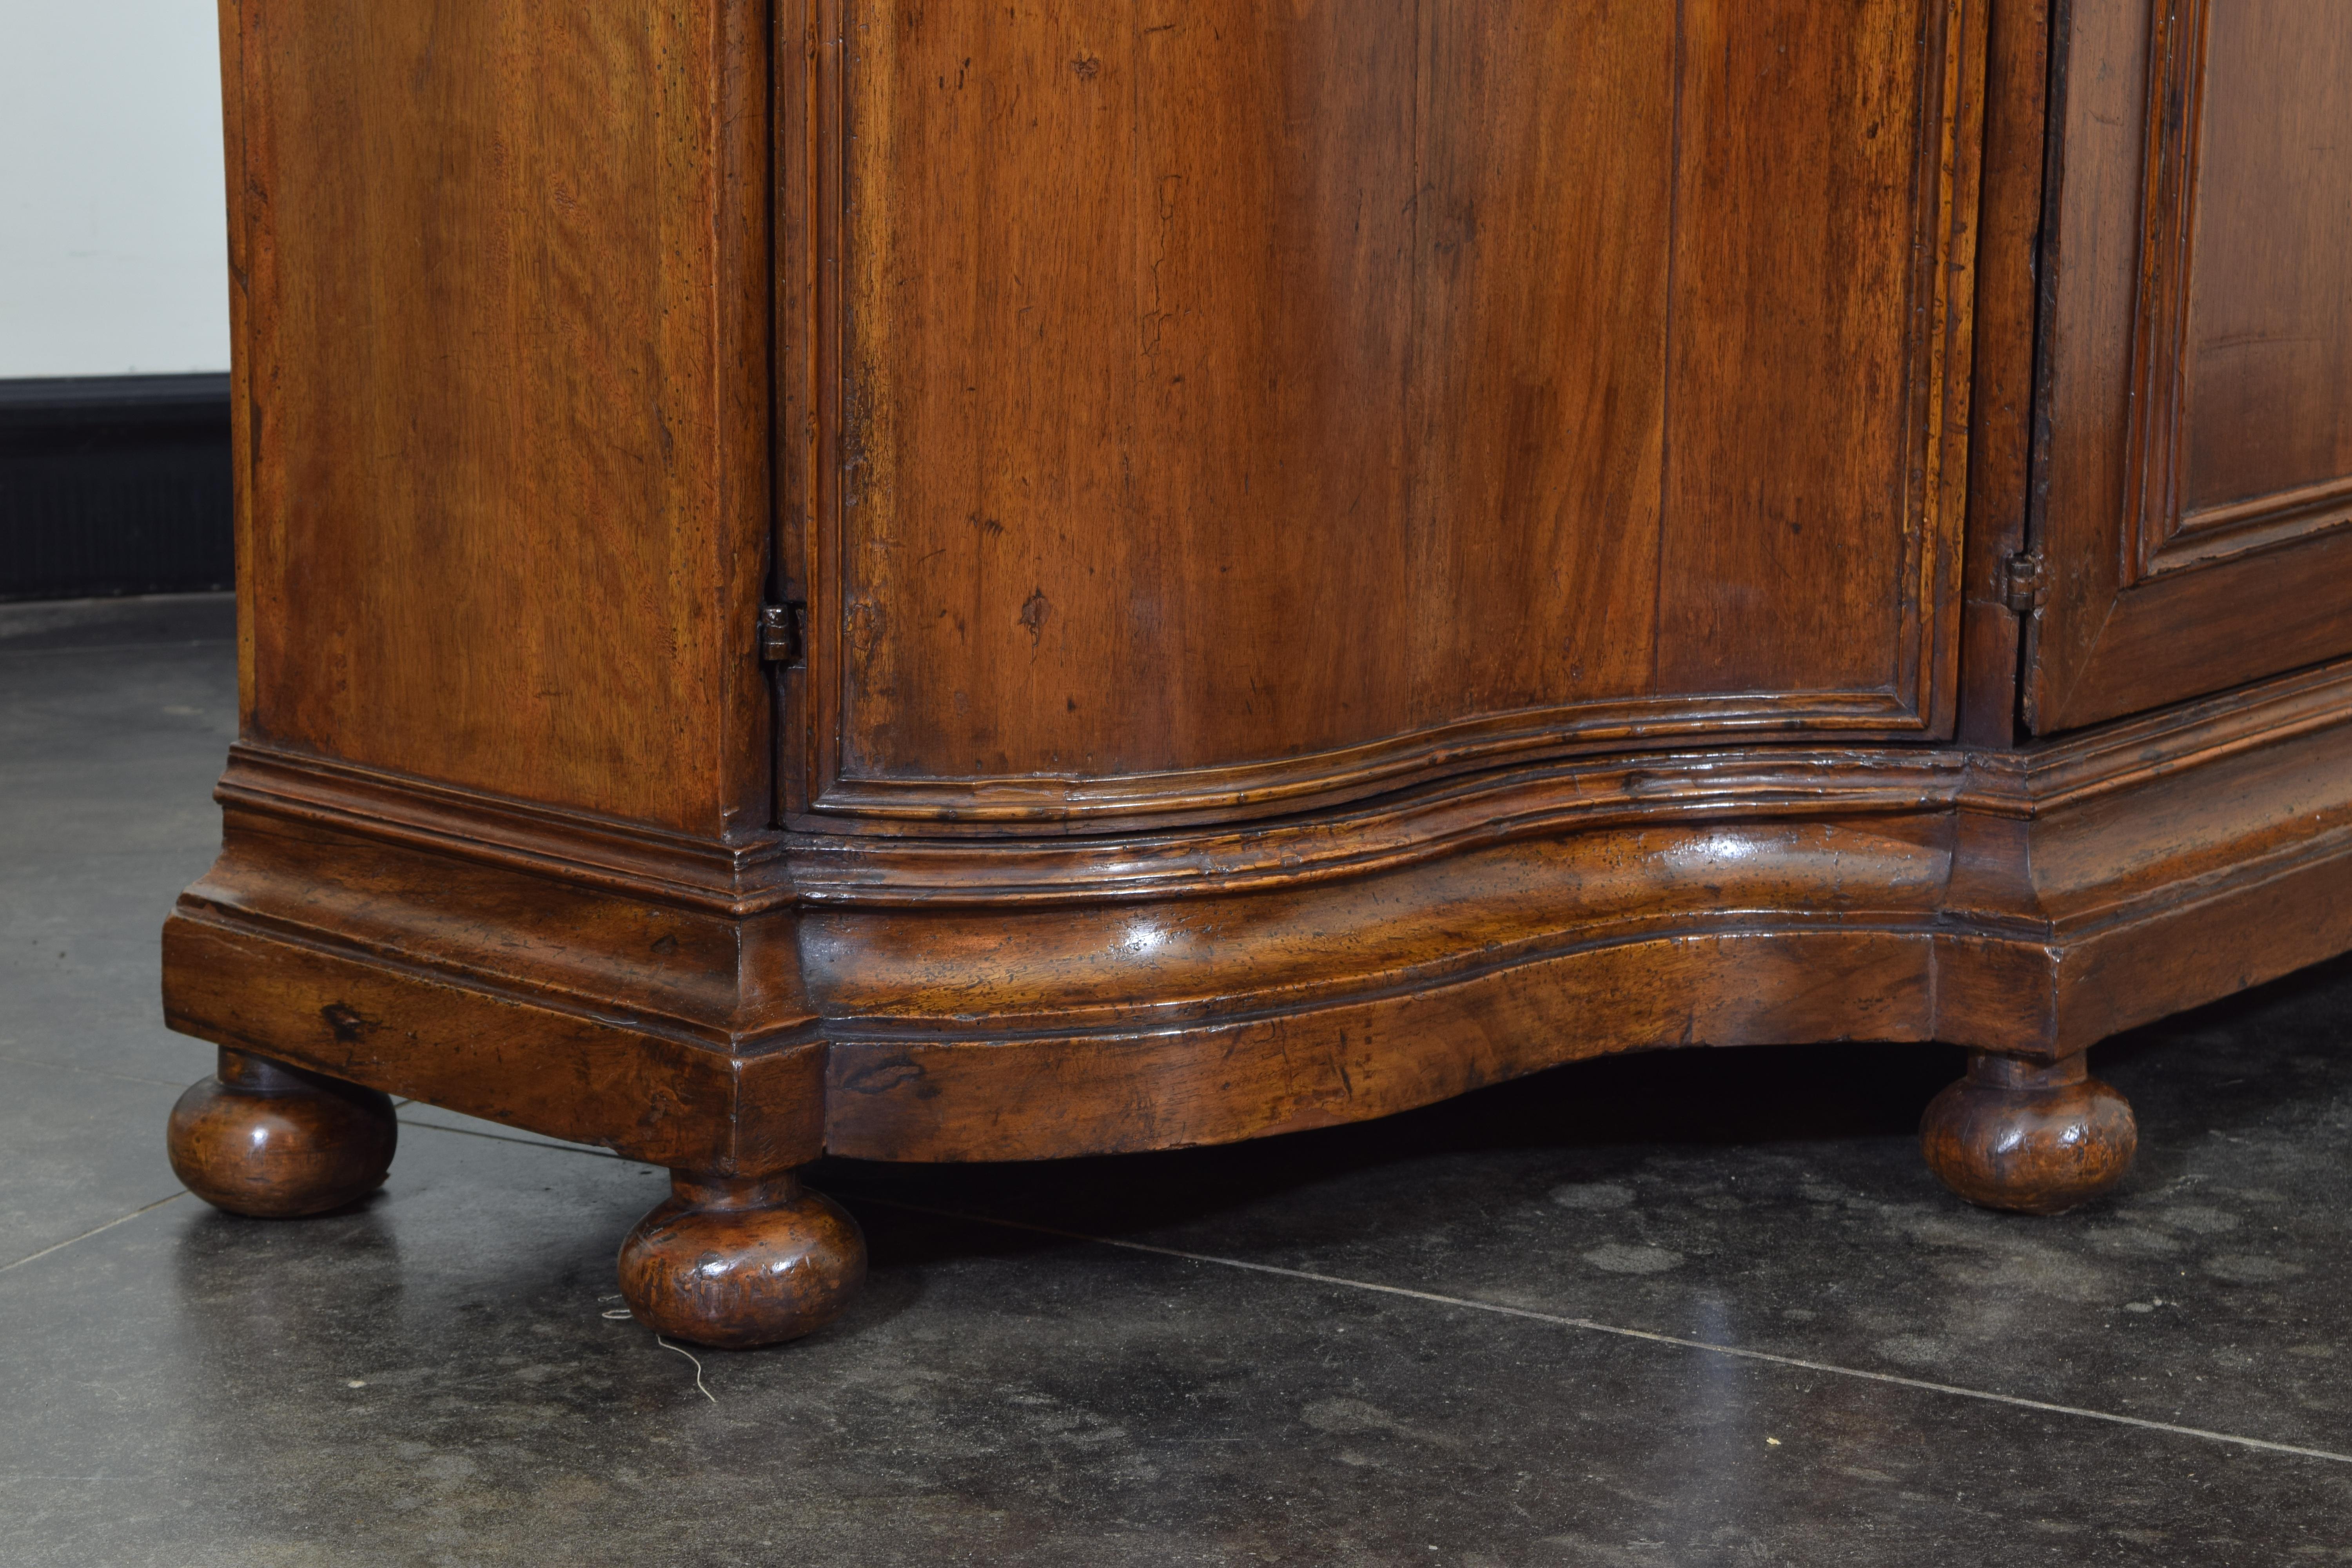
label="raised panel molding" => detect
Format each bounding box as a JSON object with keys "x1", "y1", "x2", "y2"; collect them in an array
[
  {"x1": 170, "y1": 657, "x2": 2352, "y2": 1161},
  {"x1": 2025, "y1": 0, "x2": 2352, "y2": 733},
  {"x1": 2122, "y1": 0, "x2": 2352, "y2": 584}
]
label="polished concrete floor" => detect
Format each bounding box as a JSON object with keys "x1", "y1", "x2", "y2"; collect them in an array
[{"x1": 4, "y1": 593, "x2": 2351, "y2": 1566}]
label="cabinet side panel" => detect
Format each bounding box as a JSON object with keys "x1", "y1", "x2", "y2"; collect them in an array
[{"x1": 231, "y1": 0, "x2": 771, "y2": 834}]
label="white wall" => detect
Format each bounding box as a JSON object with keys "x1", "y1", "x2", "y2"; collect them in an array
[{"x1": 0, "y1": 2, "x2": 231, "y2": 378}]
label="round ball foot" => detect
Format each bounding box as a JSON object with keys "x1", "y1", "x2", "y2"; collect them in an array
[
  {"x1": 167, "y1": 1049, "x2": 398, "y2": 1218},
  {"x1": 617, "y1": 1171, "x2": 867, "y2": 1350},
  {"x1": 1921, "y1": 1051, "x2": 2137, "y2": 1215}
]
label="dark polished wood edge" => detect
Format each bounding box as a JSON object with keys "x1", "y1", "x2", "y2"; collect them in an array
[
  {"x1": 164, "y1": 654, "x2": 2352, "y2": 1163},
  {"x1": 213, "y1": 653, "x2": 2352, "y2": 908},
  {"x1": 803, "y1": 690, "x2": 1938, "y2": 831},
  {"x1": 1960, "y1": 652, "x2": 2352, "y2": 813},
  {"x1": 1955, "y1": 0, "x2": 2049, "y2": 749},
  {"x1": 213, "y1": 744, "x2": 795, "y2": 915},
  {"x1": 165, "y1": 905, "x2": 828, "y2": 1173}
]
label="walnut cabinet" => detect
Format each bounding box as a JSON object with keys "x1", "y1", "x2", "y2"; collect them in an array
[{"x1": 163, "y1": 0, "x2": 2352, "y2": 1346}]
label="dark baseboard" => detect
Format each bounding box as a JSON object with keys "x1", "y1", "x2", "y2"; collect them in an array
[{"x1": 0, "y1": 374, "x2": 234, "y2": 601}]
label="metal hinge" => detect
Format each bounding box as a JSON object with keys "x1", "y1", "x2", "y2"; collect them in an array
[
  {"x1": 2001, "y1": 552, "x2": 2048, "y2": 616},
  {"x1": 758, "y1": 602, "x2": 806, "y2": 667}
]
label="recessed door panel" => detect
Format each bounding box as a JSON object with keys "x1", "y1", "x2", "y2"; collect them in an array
[
  {"x1": 2028, "y1": 0, "x2": 2352, "y2": 731},
  {"x1": 791, "y1": 1, "x2": 1985, "y2": 825}
]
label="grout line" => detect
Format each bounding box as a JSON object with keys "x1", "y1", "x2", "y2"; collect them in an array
[
  {"x1": 395, "y1": 1112, "x2": 621, "y2": 1160},
  {"x1": 845, "y1": 1194, "x2": 2352, "y2": 1468},
  {"x1": 0, "y1": 1192, "x2": 187, "y2": 1274}
]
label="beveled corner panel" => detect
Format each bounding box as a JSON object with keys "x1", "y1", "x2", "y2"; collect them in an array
[
  {"x1": 2028, "y1": 0, "x2": 2352, "y2": 731},
  {"x1": 225, "y1": 0, "x2": 775, "y2": 837},
  {"x1": 782, "y1": 0, "x2": 1986, "y2": 829}
]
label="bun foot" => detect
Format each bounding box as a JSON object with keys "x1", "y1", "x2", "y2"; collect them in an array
[
  {"x1": 167, "y1": 1048, "x2": 398, "y2": 1218},
  {"x1": 617, "y1": 1171, "x2": 867, "y2": 1350},
  {"x1": 1921, "y1": 1051, "x2": 2137, "y2": 1215}
]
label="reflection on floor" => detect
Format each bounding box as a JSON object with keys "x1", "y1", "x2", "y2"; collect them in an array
[{"x1": 5, "y1": 594, "x2": 2350, "y2": 1566}]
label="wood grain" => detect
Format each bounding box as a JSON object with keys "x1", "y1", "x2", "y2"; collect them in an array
[
  {"x1": 164, "y1": 910, "x2": 827, "y2": 1175},
  {"x1": 2176, "y1": 0, "x2": 2352, "y2": 527},
  {"x1": 1920, "y1": 1051, "x2": 2137, "y2": 1214},
  {"x1": 1956, "y1": 0, "x2": 2050, "y2": 747},
  {"x1": 808, "y1": 0, "x2": 1984, "y2": 826},
  {"x1": 225, "y1": 0, "x2": 772, "y2": 835},
  {"x1": 162, "y1": 1, "x2": 2352, "y2": 1336},
  {"x1": 617, "y1": 1171, "x2": 866, "y2": 1349},
  {"x1": 167, "y1": 1048, "x2": 397, "y2": 1218},
  {"x1": 822, "y1": 929, "x2": 1940, "y2": 1162},
  {"x1": 2027, "y1": 0, "x2": 2352, "y2": 730},
  {"x1": 166, "y1": 656, "x2": 2352, "y2": 1163}
]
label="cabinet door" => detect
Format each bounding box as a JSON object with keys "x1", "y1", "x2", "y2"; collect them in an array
[
  {"x1": 2028, "y1": 0, "x2": 2352, "y2": 732},
  {"x1": 787, "y1": 2, "x2": 1985, "y2": 828}
]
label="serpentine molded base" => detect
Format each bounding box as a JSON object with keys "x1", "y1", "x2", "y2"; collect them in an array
[
  {"x1": 166, "y1": 1048, "x2": 398, "y2": 1218},
  {"x1": 617, "y1": 1172, "x2": 867, "y2": 1350},
  {"x1": 1920, "y1": 1052, "x2": 2138, "y2": 1215}
]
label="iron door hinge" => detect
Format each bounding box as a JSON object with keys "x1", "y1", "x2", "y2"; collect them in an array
[
  {"x1": 2002, "y1": 552, "x2": 2048, "y2": 616},
  {"x1": 758, "y1": 602, "x2": 806, "y2": 667}
]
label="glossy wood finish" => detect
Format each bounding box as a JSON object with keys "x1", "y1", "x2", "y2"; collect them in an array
[
  {"x1": 166, "y1": 655, "x2": 2352, "y2": 1172},
  {"x1": 1921, "y1": 1052, "x2": 2138, "y2": 1214},
  {"x1": 2026, "y1": 0, "x2": 2352, "y2": 731},
  {"x1": 162, "y1": 0, "x2": 2352, "y2": 1345},
  {"x1": 166, "y1": 1048, "x2": 397, "y2": 1218},
  {"x1": 617, "y1": 1171, "x2": 866, "y2": 1350},
  {"x1": 799, "y1": 0, "x2": 1984, "y2": 828},
  {"x1": 221, "y1": 0, "x2": 772, "y2": 835}
]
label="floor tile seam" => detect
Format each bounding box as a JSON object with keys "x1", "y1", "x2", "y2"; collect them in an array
[
  {"x1": 0, "y1": 1052, "x2": 189, "y2": 1091},
  {"x1": 394, "y1": 1111, "x2": 623, "y2": 1160},
  {"x1": 0, "y1": 641, "x2": 238, "y2": 660},
  {"x1": 0, "y1": 1192, "x2": 186, "y2": 1275},
  {"x1": 842, "y1": 1193, "x2": 2352, "y2": 1469}
]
